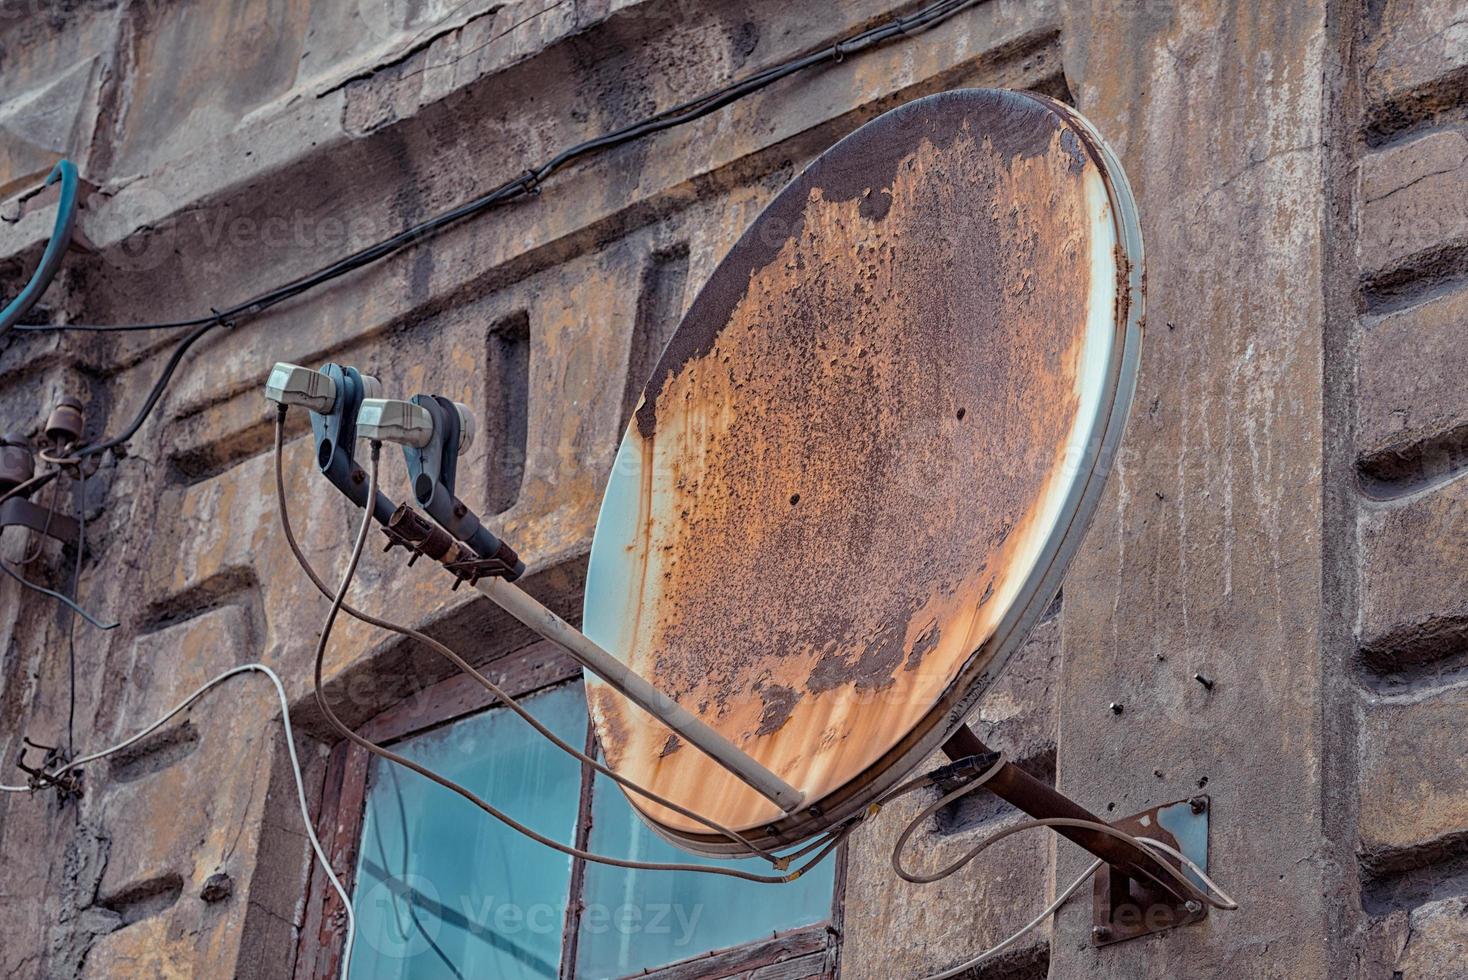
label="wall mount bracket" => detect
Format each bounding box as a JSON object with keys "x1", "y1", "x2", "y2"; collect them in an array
[
  {"x1": 942, "y1": 725, "x2": 1210, "y2": 946},
  {"x1": 1092, "y1": 795, "x2": 1210, "y2": 945},
  {"x1": 0, "y1": 496, "x2": 78, "y2": 548}
]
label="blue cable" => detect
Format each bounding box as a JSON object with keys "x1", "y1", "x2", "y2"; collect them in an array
[{"x1": 0, "y1": 159, "x2": 78, "y2": 337}]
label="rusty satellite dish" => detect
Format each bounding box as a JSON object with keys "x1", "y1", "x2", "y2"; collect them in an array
[{"x1": 582, "y1": 88, "x2": 1143, "y2": 854}]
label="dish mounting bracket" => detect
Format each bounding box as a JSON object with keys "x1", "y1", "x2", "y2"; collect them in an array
[
  {"x1": 1092, "y1": 795, "x2": 1210, "y2": 945},
  {"x1": 942, "y1": 725, "x2": 1210, "y2": 947}
]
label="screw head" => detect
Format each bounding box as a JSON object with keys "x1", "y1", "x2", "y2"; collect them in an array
[
  {"x1": 1184, "y1": 900, "x2": 1203, "y2": 915},
  {"x1": 1092, "y1": 925, "x2": 1111, "y2": 941},
  {"x1": 1189, "y1": 796, "x2": 1207, "y2": 814},
  {"x1": 1109, "y1": 702, "x2": 1124, "y2": 715}
]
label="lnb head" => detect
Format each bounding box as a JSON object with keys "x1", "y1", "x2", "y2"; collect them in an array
[
  {"x1": 357, "y1": 398, "x2": 433, "y2": 448},
  {"x1": 265, "y1": 362, "x2": 337, "y2": 413},
  {"x1": 454, "y1": 402, "x2": 475, "y2": 455},
  {"x1": 357, "y1": 397, "x2": 474, "y2": 455}
]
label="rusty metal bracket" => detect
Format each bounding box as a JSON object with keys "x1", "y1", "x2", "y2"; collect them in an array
[
  {"x1": 0, "y1": 495, "x2": 79, "y2": 548},
  {"x1": 941, "y1": 727, "x2": 1211, "y2": 945},
  {"x1": 15, "y1": 738, "x2": 82, "y2": 801},
  {"x1": 1091, "y1": 795, "x2": 1210, "y2": 945},
  {"x1": 942, "y1": 725, "x2": 1192, "y2": 896},
  {"x1": 381, "y1": 504, "x2": 519, "y2": 586}
]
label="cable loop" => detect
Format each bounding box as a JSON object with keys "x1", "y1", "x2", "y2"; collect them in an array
[{"x1": 275, "y1": 414, "x2": 850, "y2": 882}]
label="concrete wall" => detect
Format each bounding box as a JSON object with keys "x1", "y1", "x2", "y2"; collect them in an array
[{"x1": 0, "y1": 0, "x2": 1462, "y2": 977}]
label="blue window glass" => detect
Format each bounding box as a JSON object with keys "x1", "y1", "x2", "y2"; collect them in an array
[
  {"x1": 345, "y1": 679, "x2": 836, "y2": 978},
  {"x1": 575, "y1": 775, "x2": 836, "y2": 978},
  {"x1": 348, "y1": 683, "x2": 585, "y2": 980}
]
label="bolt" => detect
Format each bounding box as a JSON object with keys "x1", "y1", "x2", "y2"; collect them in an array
[
  {"x1": 1184, "y1": 900, "x2": 1202, "y2": 916},
  {"x1": 1092, "y1": 925, "x2": 1111, "y2": 941},
  {"x1": 1194, "y1": 673, "x2": 1215, "y2": 690},
  {"x1": 200, "y1": 872, "x2": 233, "y2": 903},
  {"x1": 1189, "y1": 796, "x2": 1207, "y2": 814},
  {"x1": 1109, "y1": 702, "x2": 1124, "y2": 715}
]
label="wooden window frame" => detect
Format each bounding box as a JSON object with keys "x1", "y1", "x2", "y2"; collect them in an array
[{"x1": 294, "y1": 639, "x2": 845, "y2": 980}]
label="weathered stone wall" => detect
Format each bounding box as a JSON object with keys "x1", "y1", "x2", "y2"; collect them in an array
[{"x1": 0, "y1": 1, "x2": 1462, "y2": 977}]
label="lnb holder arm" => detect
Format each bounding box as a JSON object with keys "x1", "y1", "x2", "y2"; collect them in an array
[
  {"x1": 309, "y1": 364, "x2": 396, "y2": 527},
  {"x1": 401, "y1": 394, "x2": 524, "y2": 580}
]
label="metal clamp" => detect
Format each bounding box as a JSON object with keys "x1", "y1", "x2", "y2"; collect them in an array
[
  {"x1": 309, "y1": 364, "x2": 396, "y2": 526},
  {"x1": 381, "y1": 505, "x2": 519, "y2": 587},
  {"x1": 0, "y1": 496, "x2": 79, "y2": 548},
  {"x1": 15, "y1": 738, "x2": 82, "y2": 800},
  {"x1": 400, "y1": 394, "x2": 523, "y2": 580}
]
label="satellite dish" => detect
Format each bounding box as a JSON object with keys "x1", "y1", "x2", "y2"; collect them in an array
[{"x1": 583, "y1": 88, "x2": 1143, "y2": 854}]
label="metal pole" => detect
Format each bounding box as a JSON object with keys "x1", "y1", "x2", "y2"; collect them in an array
[
  {"x1": 474, "y1": 577, "x2": 805, "y2": 814},
  {"x1": 942, "y1": 724, "x2": 1188, "y2": 896}
]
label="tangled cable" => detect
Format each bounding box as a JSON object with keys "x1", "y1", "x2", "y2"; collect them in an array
[
  {"x1": 2, "y1": 0, "x2": 985, "y2": 468},
  {"x1": 0, "y1": 663, "x2": 357, "y2": 979},
  {"x1": 288, "y1": 428, "x2": 853, "y2": 885},
  {"x1": 881, "y1": 753, "x2": 1238, "y2": 979}
]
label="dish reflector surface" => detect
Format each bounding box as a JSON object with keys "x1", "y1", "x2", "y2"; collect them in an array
[{"x1": 583, "y1": 89, "x2": 1142, "y2": 848}]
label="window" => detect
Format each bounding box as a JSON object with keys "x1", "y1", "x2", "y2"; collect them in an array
[{"x1": 295, "y1": 641, "x2": 843, "y2": 980}]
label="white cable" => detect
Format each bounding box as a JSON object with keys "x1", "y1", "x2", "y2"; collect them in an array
[
  {"x1": 1, "y1": 664, "x2": 356, "y2": 980},
  {"x1": 1134, "y1": 836, "x2": 1239, "y2": 910},
  {"x1": 920, "y1": 858, "x2": 1103, "y2": 980},
  {"x1": 916, "y1": 833, "x2": 1239, "y2": 980}
]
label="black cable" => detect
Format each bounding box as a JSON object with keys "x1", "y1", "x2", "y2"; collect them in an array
[
  {"x1": 49, "y1": 0, "x2": 977, "y2": 340},
  {"x1": 13, "y1": 316, "x2": 216, "y2": 334},
  {"x1": 66, "y1": 471, "x2": 86, "y2": 752},
  {"x1": 41, "y1": 320, "x2": 219, "y2": 465},
  {"x1": 8, "y1": 0, "x2": 981, "y2": 462},
  {"x1": 0, "y1": 559, "x2": 117, "y2": 631}
]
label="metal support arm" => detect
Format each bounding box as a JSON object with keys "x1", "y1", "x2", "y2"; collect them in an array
[
  {"x1": 473, "y1": 575, "x2": 805, "y2": 815},
  {"x1": 941, "y1": 724, "x2": 1191, "y2": 901}
]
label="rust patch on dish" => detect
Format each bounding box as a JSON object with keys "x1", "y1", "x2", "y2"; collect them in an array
[{"x1": 593, "y1": 90, "x2": 1113, "y2": 832}]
